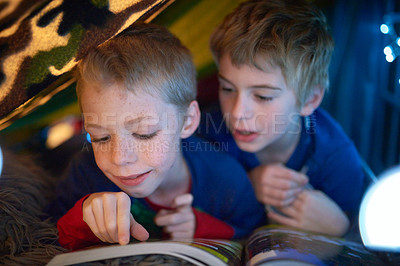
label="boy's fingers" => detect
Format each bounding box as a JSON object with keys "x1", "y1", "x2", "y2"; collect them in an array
[
  {"x1": 91, "y1": 198, "x2": 114, "y2": 243},
  {"x1": 172, "y1": 193, "x2": 193, "y2": 209},
  {"x1": 267, "y1": 209, "x2": 297, "y2": 227},
  {"x1": 83, "y1": 207, "x2": 103, "y2": 241},
  {"x1": 116, "y1": 195, "x2": 132, "y2": 245},
  {"x1": 103, "y1": 194, "x2": 118, "y2": 243},
  {"x1": 129, "y1": 215, "x2": 149, "y2": 241},
  {"x1": 286, "y1": 169, "x2": 308, "y2": 185},
  {"x1": 163, "y1": 220, "x2": 194, "y2": 234},
  {"x1": 270, "y1": 165, "x2": 308, "y2": 187},
  {"x1": 170, "y1": 231, "x2": 192, "y2": 240},
  {"x1": 155, "y1": 194, "x2": 194, "y2": 227},
  {"x1": 155, "y1": 210, "x2": 193, "y2": 226}
]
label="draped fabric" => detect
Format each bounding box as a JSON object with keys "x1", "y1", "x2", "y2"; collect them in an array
[
  {"x1": 0, "y1": 0, "x2": 171, "y2": 126},
  {"x1": 322, "y1": 0, "x2": 398, "y2": 174}
]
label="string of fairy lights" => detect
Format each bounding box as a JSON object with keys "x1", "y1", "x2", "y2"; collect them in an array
[{"x1": 380, "y1": 13, "x2": 400, "y2": 63}]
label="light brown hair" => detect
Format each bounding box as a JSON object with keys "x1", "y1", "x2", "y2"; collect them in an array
[
  {"x1": 210, "y1": 0, "x2": 334, "y2": 106},
  {"x1": 75, "y1": 22, "x2": 197, "y2": 111}
]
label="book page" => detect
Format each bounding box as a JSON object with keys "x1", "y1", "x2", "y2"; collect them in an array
[
  {"x1": 244, "y1": 225, "x2": 383, "y2": 266},
  {"x1": 47, "y1": 239, "x2": 242, "y2": 266}
]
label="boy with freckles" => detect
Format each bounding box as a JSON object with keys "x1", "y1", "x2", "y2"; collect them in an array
[
  {"x1": 50, "y1": 22, "x2": 266, "y2": 250},
  {"x1": 198, "y1": 0, "x2": 367, "y2": 237}
]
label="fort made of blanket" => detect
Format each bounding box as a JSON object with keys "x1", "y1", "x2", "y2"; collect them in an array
[{"x1": 0, "y1": 0, "x2": 169, "y2": 120}]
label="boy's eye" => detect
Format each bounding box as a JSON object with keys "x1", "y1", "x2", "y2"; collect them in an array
[
  {"x1": 91, "y1": 136, "x2": 110, "y2": 143},
  {"x1": 132, "y1": 131, "x2": 159, "y2": 140},
  {"x1": 255, "y1": 94, "x2": 273, "y2": 102},
  {"x1": 220, "y1": 87, "x2": 234, "y2": 93}
]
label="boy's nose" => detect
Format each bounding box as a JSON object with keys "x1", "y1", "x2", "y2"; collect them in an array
[
  {"x1": 111, "y1": 140, "x2": 137, "y2": 166},
  {"x1": 231, "y1": 96, "x2": 252, "y2": 120}
]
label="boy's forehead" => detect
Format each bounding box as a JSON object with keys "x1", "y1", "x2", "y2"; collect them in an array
[
  {"x1": 83, "y1": 106, "x2": 181, "y2": 129},
  {"x1": 80, "y1": 82, "x2": 183, "y2": 126},
  {"x1": 84, "y1": 112, "x2": 169, "y2": 126}
]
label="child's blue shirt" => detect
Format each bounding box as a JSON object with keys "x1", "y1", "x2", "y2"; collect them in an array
[{"x1": 197, "y1": 107, "x2": 367, "y2": 214}]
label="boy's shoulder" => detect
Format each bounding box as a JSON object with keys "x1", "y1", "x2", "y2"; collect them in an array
[
  {"x1": 304, "y1": 108, "x2": 364, "y2": 180},
  {"x1": 310, "y1": 108, "x2": 354, "y2": 148},
  {"x1": 195, "y1": 105, "x2": 240, "y2": 158},
  {"x1": 71, "y1": 142, "x2": 97, "y2": 167},
  {"x1": 181, "y1": 136, "x2": 248, "y2": 182},
  {"x1": 181, "y1": 135, "x2": 237, "y2": 164},
  {"x1": 66, "y1": 143, "x2": 108, "y2": 183}
]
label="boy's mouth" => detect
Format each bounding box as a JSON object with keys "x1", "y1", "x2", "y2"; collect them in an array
[
  {"x1": 232, "y1": 129, "x2": 258, "y2": 142},
  {"x1": 116, "y1": 170, "x2": 152, "y2": 187}
]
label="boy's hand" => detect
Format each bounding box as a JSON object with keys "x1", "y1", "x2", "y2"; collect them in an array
[
  {"x1": 154, "y1": 193, "x2": 195, "y2": 240},
  {"x1": 249, "y1": 164, "x2": 308, "y2": 207},
  {"x1": 268, "y1": 190, "x2": 350, "y2": 236},
  {"x1": 82, "y1": 192, "x2": 149, "y2": 245}
]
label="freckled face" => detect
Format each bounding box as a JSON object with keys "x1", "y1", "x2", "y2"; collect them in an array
[
  {"x1": 218, "y1": 55, "x2": 302, "y2": 153},
  {"x1": 81, "y1": 83, "x2": 184, "y2": 198}
]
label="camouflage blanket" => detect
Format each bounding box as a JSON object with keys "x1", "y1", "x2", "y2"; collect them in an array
[{"x1": 0, "y1": 0, "x2": 171, "y2": 124}]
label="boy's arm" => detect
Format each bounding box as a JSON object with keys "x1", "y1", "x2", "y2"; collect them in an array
[
  {"x1": 57, "y1": 195, "x2": 101, "y2": 250},
  {"x1": 193, "y1": 208, "x2": 235, "y2": 239}
]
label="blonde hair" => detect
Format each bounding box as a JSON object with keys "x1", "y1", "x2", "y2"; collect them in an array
[
  {"x1": 210, "y1": 0, "x2": 334, "y2": 106},
  {"x1": 75, "y1": 22, "x2": 197, "y2": 110}
]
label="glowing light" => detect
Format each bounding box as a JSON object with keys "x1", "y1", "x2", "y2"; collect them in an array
[
  {"x1": 86, "y1": 133, "x2": 92, "y2": 143},
  {"x1": 384, "y1": 46, "x2": 393, "y2": 56},
  {"x1": 397, "y1": 37, "x2": 400, "y2": 47},
  {"x1": 380, "y1": 24, "x2": 390, "y2": 34},
  {"x1": 46, "y1": 122, "x2": 75, "y2": 149},
  {"x1": 386, "y1": 54, "x2": 395, "y2": 62},
  {"x1": 359, "y1": 166, "x2": 400, "y2": 251}
]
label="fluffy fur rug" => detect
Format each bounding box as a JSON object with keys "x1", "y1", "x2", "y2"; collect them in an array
[
  {"x1": 0, "y1": 150, "x2": 195, "y2": 265},
  {"x1": 0, "y1": 148, "x2": 65, "y2": 265}
]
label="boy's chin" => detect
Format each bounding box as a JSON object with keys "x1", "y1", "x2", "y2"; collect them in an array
[
  {"x1": 234, "y1": 139, "x2": 264, "y2": 154},
  {"x1": 122, "y1": 187, "x2": 154, "y2": 199}
]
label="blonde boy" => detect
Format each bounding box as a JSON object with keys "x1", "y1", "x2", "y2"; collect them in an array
[
  {"x1": 199, "y1": 0, "x2": 366, "y2": 236},
  {"x1": 50, "y1": 22, "x2": 266, "y2": 250}
]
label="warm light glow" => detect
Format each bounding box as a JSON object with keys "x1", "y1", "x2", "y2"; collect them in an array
[
  {"x1": 380, "y1": 24, "x2": 390, "y2": 34},
  {"x1": 359, "y1": 166, "x2": 400, "y2": 251},
  {"x1": 46, "y1": 122, "x2": 75, "y2": 149}
]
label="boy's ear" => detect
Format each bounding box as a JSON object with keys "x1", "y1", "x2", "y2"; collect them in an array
[
  {"x1": 180, "y1": 101, "x2": 201, "y2": 139},
  {"x1": 300, "y1": 87, "x2": 324, "y2": 116}
]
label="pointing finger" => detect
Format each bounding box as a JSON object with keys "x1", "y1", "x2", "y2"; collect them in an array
[{"x1": 116, "y1": 194, "x2": 131, "y2": 245}]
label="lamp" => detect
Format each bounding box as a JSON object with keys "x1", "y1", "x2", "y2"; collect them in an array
[{"x1": 359, "y1": 165, "x2": 400, "y2": 263}]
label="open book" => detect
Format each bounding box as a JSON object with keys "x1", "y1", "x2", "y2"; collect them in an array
[{"x1": 47, "y1": 225, "x2": 387, "y2": 266}]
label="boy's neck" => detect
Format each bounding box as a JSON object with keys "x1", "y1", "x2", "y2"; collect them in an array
[
  {"x1": 255, "y1": 118, "x2": 302, "y2": 165},
  {"x1": 147, "y1": 152, "x2": 191, "y2": 207}
]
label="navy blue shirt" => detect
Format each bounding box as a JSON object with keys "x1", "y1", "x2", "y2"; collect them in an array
[{"x1": 197, "y1": 107, "x2": 366, "y2": 214}]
